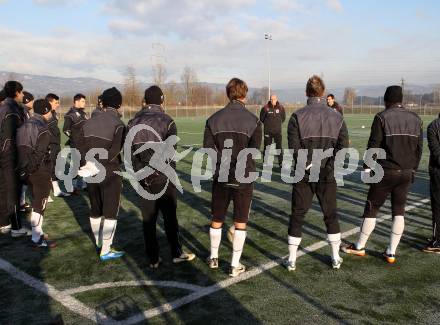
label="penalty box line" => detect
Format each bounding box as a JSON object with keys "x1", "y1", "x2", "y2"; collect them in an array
[{"x1": 118, "y1": 197, "x2": 430, "y2": 325}]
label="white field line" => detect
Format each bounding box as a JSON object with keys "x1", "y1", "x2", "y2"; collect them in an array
[
  {"x1": 0, "y1": 258, "x2": 113, "y2": 323},
  {"x1": 118, "y1": 198, "x2": 430, "y2": 325},
  {"x1": 0, "y1": 198, "x2": 430, "y2": 324},
  {"x1": 62, "y1": 280, "x2": 204, "y2": 295}
]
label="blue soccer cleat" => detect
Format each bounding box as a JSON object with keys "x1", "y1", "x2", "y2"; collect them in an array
[{"x1": 100, "y1": 248, "x2": 125, "y2": 261}]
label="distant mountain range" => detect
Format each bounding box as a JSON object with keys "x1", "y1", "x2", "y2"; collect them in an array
[{"x1": 1, "y1": 71, "x2": 437, "y2": 104}]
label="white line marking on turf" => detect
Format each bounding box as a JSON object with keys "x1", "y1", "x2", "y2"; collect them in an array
[
  {"x1": 62, "y1": 280, "x2": 204, "y2": 295},
  {"x1": 119, "y1": 198, "x2": 430, "y2": 324},
  {"x1": 0, "y1": 198, "x2": 430, "y2": 324},
  {"x1": 0, "y1": 258, "x2": 113, "y2": 324}
]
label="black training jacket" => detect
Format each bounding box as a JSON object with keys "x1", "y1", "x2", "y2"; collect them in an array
[
  {"x1": 204, "y1": 100, "x2": 262, "y2": 185},
  {"x1": 366, "y1": 105, "x2": 423, "y2": 171},
  {"x1": 63, "y1": 107, "x2": 88, "y2": 151},
  {"x1": 287, "y1": 97, "x2": 349, "y2": 180},
  {"x1": 47, "y1": 111, "x2": 61, "y2": 168},
  {"x1": 16, "y1": 114, "x2": 52, "y2": 177},
  {"x1": 0, "y1": 98, "x2": 25, "y2": 160},
  {"x1": 329, "y1": 101, "x2": 343, "y2": 116},
  {"x1": 127, "y1": 105, "x2": 176, "y2": 183},
  {"x1": 427, "y1": 114, "x2": 440, "y2": 170},
  {"x1": 83, "y1": 108, "x2": 125, "y2": 172},
  {"x1": 259, "y1": 101, "x2": 286, "y2": 134}
]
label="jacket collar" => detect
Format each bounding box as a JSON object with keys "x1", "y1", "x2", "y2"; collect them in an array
[
  {"x1": 103, "y1": 107, "x2": 122, "y2": 118},
  {"x1": 228, "y1": 100, "x2": 246, "y2": 109},
  {"x1": 31, "y1": 113, "x2": 47, "y2": 124},
  {"x1": 142, "y1": 104, "x2": 163, "y2": 113},
  {"x1": 307, "y1": 97, "x2": 326, "y2": 106},
  {"x1": 386, "y1": 104, "x2": 404, "y2": 110}
]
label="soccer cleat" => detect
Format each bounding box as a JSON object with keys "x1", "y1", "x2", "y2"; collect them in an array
[
  {"x1": 11, "y1": 227, "x2": 32, "y2": 238},
  {"x1": 283, "y1": 259, "x2": 296, "y2": 272},
  {"x1": 149, "y1": 257, "x2": 162, "y2": 269},
  {"x1": 383, "y1": 251, "x2": 396, "y2": 264},
  {"x1": 31, "y1": 235, "x2": 57, "y2": 249},
  {"x1": 54, "y1": 191, "x2": 71, "y2": 197},
  {"x1": 100, "y1": 248, "x2": 125, "y2": 261},
  {"x1": 0, "y1": 224, "x2": 11, "y2": 234},
  {"x1": 332, "y1": 257, "x2": 343, "y2": 269},
  {"x1": 229, "y1": 264, "x2": 246, "y2": 277},
  {"x1": 340, "y1": 243, "x2": 366, "y2": 256},
  {"x1": 206, "y1": 257, "x2": 219, "y2": 269},
  {"x1": 422, "y1": 240, "x2": 440, "y2": 254},
  {"x1": 173, "y1": 252, "x2": 196, "y2": 264}
]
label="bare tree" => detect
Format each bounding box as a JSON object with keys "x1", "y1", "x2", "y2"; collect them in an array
[
  {"x1": 181, "y1": 66, "x2": 198, "y2": 106},
  {"x1": 250, "y1": 87, "x2": 269, "y2": 105},
  {"x1": 343, "y1": 87, "x2": 357, "y2": 107},
  {"x1": 152, "y1": 63, "x2": 167, "y2": 87},
  {"x1": 123, "y1": 66, "x2": 141, "y2": 108}
]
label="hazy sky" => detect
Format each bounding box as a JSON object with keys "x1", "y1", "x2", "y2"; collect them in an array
[{"x1": 0, "y1": 0, "x2": 439, "y2": 88}]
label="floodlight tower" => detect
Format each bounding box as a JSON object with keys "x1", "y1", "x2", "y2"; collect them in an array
[{"x1": 265, "y1": 33, "x2": 272, "y2": 101}]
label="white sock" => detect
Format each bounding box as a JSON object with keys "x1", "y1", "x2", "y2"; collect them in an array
[
  {"x1": 328, "y1": 233, "x2": 341, "y2": 261},
  {"x1": 356, "y1": 218, "x2": 376, "y2": 250},
  {"x1": 31, "y1": 211, "x2": 43, "y2": 243},
  {"x1": 387, "y1": 215, "x2": 405, "y2": 255},
  {"x1": 209, "y1": 227, "x2": 222, "y2": 259},
  {"x1": 101, "y1": 219, "x2": 117, "y2": 255},
  {"x1": 89, "y1": 217, "x2": 102, "y2": 246},
  {"x1": 52, "y1": 180, "x2": 61, "y2": 196},
  {"x1": 231, "y1": 229, "x2": 247, "y2": 267},
  {"x1": 20, "y1": 185, "x2": 27, "y2": 206},
  {"x1": 288, "y1": 236, "x2": 302, "y2": 263}
]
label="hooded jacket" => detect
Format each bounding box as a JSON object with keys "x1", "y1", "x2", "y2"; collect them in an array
[{"x1": 16, "y1": 114, "x2": 51, "y2": 177}]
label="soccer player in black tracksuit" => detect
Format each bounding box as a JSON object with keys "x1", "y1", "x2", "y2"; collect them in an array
[
  {"x1": 287, "y1": 76, "x2": 349, "y2": 271},
  {"x1": 260, "y1": 94, "x2": 286, "y2": 167},
  {"x1": 17, "y1": 92, "x2": 34, "y2": 215},
  {"x1": 82, "y1": 87, "x2": 126, "y2": 261},
  {"x1": 128, "y1": 86, "x2": 195, "y2": 268},
  {"x1": 46, "y1": 93, "x2": 70, "y2": 198},
  {"x1": 327, "y1": 94, "x2": 344, "y2": 115},
  {"x1": 17, "y1": 99, "x2": 57, "y2": 248},
  {"x1": 204, "y1": 78, "x2": 262, "y2": 277},
  {"x1": 342, "y1": 86, "x2": 423, "y2": 264},
  {"x1": 0, "y1": 81, "x2": 29, "y2": 237},
  {"x1": 63, "y1": 94, "x2": 88, "y2": 193},
  {"x1": 424, "y1": 114, "x2": 440, "y2": 253}
]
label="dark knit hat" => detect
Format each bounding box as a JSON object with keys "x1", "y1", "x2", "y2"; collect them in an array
[
  {"x1": 144, "y1": 85, "x2": 164, "y2": 105},
  {"x1": 33, "y1": 99, "x2": 52, "y2": 115},
  {"x1": 0, "y1": 89, "x2": 6, "y2": 102},
  {"x1": 23, "y1": 91, "x2": 34, "y2": 105},
  {"x1": 102, "y1": 87, "x2": 122, "y2": 109},
  {"x1": 384, "y1": 85, "x2": 403, "y2": 105}
]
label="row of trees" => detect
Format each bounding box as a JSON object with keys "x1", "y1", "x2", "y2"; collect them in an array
[
  {"x1": 122, "y1": 65, "x2": 229, "y2": 107},
  {"x1": 343, "y1": 87, "x2": 440, "y2": 107}
]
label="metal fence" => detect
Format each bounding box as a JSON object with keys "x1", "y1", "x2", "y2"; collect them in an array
[{"x1": 55, "y1": 104, "x2": 440, "y2": 121}]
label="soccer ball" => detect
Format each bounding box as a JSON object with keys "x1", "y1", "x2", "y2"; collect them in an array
[
  {"x1": 227, "y1": 224, "x2": 235, "y2": 243},
  {"x1": 362, "y1": 125, "x2": 365, "y2": 129}
]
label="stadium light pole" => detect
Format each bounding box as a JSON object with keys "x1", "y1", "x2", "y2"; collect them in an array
[{"x1": 265, "y1": 33, "x2": 272, "y2": 101}]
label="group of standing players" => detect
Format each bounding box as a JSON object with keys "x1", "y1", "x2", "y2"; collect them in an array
[{"x1": 0, "y1": 75, "x2": 438, "y2": 277}]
